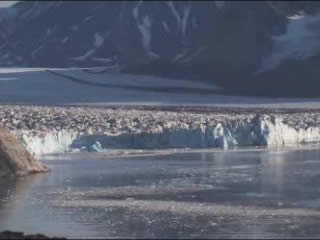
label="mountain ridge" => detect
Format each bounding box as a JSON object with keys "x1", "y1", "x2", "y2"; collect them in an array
[{"x1": 0, "y1": 1, "x2": 319, "y2": 97}]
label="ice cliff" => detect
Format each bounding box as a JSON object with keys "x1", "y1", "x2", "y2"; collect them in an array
[{"x1": 16, "y1": 114, "x2": 320, "y2": 155}]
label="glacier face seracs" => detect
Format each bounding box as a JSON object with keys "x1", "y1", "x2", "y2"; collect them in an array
[
  {"x1": 15, "y1": 114, "x2": 320, "y2": 155},
  {"x1": 17, "y1": 130, "x2": 78, "y2": 155}
]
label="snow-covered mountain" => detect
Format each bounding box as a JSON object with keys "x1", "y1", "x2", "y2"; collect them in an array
[{"x1": 1, "y1": 1, "x2": 320, "y2": 97}]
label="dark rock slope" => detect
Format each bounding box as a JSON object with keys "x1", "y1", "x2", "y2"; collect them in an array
[
  {"x1": 0, "y1": 1, "x2": 320, "y2": 97},
  {"x1": 0, "y1": 1, "x2": 284, "y2": 69},
  {"x1": 0, "y1": 230, "x2": 65, "y2": 239}
]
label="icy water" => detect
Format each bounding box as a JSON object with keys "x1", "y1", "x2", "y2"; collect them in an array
[{"x1": 1, "y1": 148, "x2": 320, "y2": 239}]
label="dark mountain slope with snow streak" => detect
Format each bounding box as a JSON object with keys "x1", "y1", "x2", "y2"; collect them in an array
[{"x1": 0, "y1": 1, "x2": 320, "y2": 97}]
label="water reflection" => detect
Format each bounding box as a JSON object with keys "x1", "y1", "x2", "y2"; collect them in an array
[
  {"x1": 0, "y1": 174, "x2": 46, "y2": 230},
  {"x1": 261, "y1": 151, "x2": 286, "y2": 194},
  {"x1": 1, "y1": 149, "x2": 320, "y2": 238}
]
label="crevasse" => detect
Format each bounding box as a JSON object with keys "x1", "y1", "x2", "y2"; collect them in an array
[{"x1": 16, "y1": 115, "x2": 320, "y2": 155}]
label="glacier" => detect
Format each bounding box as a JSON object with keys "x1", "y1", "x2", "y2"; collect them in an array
[{"x1": 15, "y1": 114, "x2": 320, "y2": 156}]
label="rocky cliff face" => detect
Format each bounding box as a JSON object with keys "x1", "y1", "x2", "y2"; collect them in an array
[
  {"x1": 0, "y1": 1, "x2": 320, "y2": 97},
  {"x1": 0, "y1": 127, "x2": 48, "y2": 178},
  {"x1": 0, "y1": 1, "x2": 284, "y2": 68}
]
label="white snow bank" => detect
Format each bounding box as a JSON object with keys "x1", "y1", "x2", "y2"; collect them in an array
[{"x1": 16, "y1": 115, "x2": 320, "y2": 155}]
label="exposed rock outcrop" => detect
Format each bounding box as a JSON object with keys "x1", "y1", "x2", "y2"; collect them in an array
[{"x1": 0, "y1": 127, "x2": 49, "y2": 178}]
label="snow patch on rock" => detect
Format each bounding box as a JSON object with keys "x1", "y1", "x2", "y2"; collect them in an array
[
  {"x1": 259, "y1": 12, "x2": 320, "y2": 72},
  {"x1": 61, "y1": 37, "x2": 69, "y2": 44},
  {"x1": 71, "y1": 49, "x2": 96, "y2": 61},
  {"x1": 182, "y1": 5, "x2": 191, "y2": 38},
  {"x1": 162, "y1": 21, "x2": 170, "y2": 32},
  {"x1": 133, "y1": 2, "x2": 159, "y2": 60},
  {"x1": 93, "y1": 32, "x2": 104, "y2": 48},
  {"x1": 167, "y1": 1, "x2": 180, "y2": 30}
]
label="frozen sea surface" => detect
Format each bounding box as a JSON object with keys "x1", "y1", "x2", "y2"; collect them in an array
[{"x1": 1, "y1": 148, "x2": 320, "y2": 238}]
